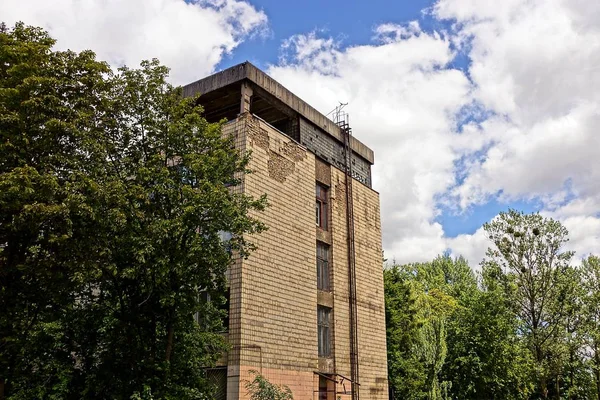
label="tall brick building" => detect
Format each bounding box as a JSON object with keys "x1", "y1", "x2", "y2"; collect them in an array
[{"x1": 183, "y1": 63, "x2": 387, "y2": 400}]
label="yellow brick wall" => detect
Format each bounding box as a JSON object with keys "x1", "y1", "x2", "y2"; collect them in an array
[
  {"x1": 331, "y1": 168, "x2": 388, "y2": 400},
  {"x1": 237, "y1": 114, "x2": 318, "y2": 399},
  {"x1": 352, "y1": 176, "x2": 388, "y2": 400},
  {"x1": 224, "y1": 114, "x2": 387, "y2": 400},
  {"x1": 221, "y1": 119, "x2": 247, "y2": 399}
]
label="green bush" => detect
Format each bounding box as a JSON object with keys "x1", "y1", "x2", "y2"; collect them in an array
[{"x1": 244, "y1": 370, "x2": 293, "y2": 400}]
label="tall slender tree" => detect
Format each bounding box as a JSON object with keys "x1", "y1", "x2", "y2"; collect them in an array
[
  {"x1": 385, "y1": 266, "x2": 428, "y2": 400},
  {"x1": 443, "y1": 261, "x2": 534, "y2": 400},
  {"x1": 581, "y1": 255, "x2": 600, "y2": 400},
  {"x1": 483, "y1": 210, "x2": 575, "y2": 399}
]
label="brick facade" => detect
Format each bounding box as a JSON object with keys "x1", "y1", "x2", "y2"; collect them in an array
[{"x1": 220, "y1": 114, "x2": 388, "y2": 400}]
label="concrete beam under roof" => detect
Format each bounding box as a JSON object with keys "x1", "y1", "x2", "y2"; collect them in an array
[{"x1": 183, "y1": 62, "x2": 375, "y2": 165}]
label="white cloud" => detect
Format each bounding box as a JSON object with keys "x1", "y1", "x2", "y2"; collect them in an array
[
  {"x1": 0, "y1": 0, "x2": 267, "y2": 84},
  {"x1": 447, "y1": 227, "x2": 489, "y2": 269},
  {"x1": 268, "y1": 27, "x2": 472, "y2": 265},
  {"x1": 374, "y1": 21, "x2": 422, "y2": 43},
  {"x1": 269, "y1": 0, "x2": 600, "y2": 266},
  {"x1": 561, "y1": 216, "x2": 600, "y2": 263},
  {"x1": 4, "y1": 0, "x2": 599, "y2": 265},
  {"x1": 438, "y1": 0, "x2": 600, "y2": 262},
  {"x1": 437, "y1": 0, "x2": 600, "y2": 204}
]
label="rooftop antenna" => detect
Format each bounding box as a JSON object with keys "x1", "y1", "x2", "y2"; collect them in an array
[{"x1": 326, "y1": 102, "x2": 348, "y2": 125}]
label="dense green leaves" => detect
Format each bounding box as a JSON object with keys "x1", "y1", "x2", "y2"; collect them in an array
[
  {"x1": 386, "y1": 210, "x2": 599, "y2": 400},
  {"x1": 244, "y1": 371, "x2": 294, "y2": 400},
  {"x1": 0, "y1": 23, "x2": 265, "y2": 399},
  {"x1": 581, "y1": 256, "x2": 600, "y2": 400},
  {"x1": 385, "y1": 256, "x2": 468, "y2": 400}
]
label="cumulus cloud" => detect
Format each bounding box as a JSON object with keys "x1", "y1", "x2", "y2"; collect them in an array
[
  {"x1": 440, "y1": 0, "x2": 600, "y2": 204},
  {"x1": 0, "y1": 0, "x2": 267, "y2": 84},
  {"x1": 269, "y1": 26, "x2": 472, "y2": 265},
  {"x1": 3, "y1": 0, "x2": 599, "y2": 265},
  {"x1": 438, "y1": 0, "x2": 600, "y2": 260},
  {"x1": 270, "y1": 0, "x2": 600, "y2": 265},
  {"x1": 447, "y1": 227, "x2": 490, "y2": 268}
]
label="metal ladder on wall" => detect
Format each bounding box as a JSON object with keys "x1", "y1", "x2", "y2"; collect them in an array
[{"x1": 332, "y1": 105, "x2": 359, "y2": 400}]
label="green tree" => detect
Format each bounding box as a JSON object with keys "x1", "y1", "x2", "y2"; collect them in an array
[
  {"x1": 385, "y1": 256, "x2": 467, "y2": 400},
  {"x1": 244, "y1": 371, "x2": 293, "y2": 400},
  {"x1": 0, "y1": 22, "x2": 265, "y2": 399},
  {"x1": 581, "y1": 255, "x2": 600, "y2": 400},
  {"x1": 444, "y1": 261, "x2": 534, "y2": 400},
  {"x1": 483, "y1": 210, "x2": 575, "y2": 399},
  {"x1": 385, "y1": 266, "x2": 428, "y2": 399},
  {"x1": 556, "y1": 265, "x2": 594, "y2": 400},
  {"x1": 416, "y1": 285, "x2": 456, "y2": 400}
]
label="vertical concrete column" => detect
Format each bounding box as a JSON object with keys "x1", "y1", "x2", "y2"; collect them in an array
[{"x1": 240, "y1": 82, "x2": 253, "y2": 114}]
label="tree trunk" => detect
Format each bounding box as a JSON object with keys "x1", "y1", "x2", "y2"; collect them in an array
[
  {"x1": 596, "y1": 368, "x2": 600, "y2": 400},
  {"x1": 165, "y1": 322, "x2": 174, "y2": 362},
  {"x1": 595, "y1": 342, "x2": 600, "y2": 400},
  {"x1": 595, "y1": 358, "x2": 600, "y2": 400},
  {"x1": 0, "y1": 378, "x2": 5, "y2": 400},
  {"x1": 536, "y1": 344, "x2": 548, "y2": 399},
  {"x1": 540, "y1": 377, "x2": 548, "y2": 400}
]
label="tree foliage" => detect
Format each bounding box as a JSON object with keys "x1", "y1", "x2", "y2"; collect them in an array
[
  {"x1": 244, "y1": 371, "x2": 294, "y2": 400},
  {"x1": 581, "y1": 255, "x2": 600, "y2": 400},
  {"x1": 484, "y1": 210, "x2": 575, "y2": 399},
  {"x1": 385, "y1": 256, "x2": 467, "y2": 399},
  {"x1": 386, "y1": 210, "x2": 599, "y2": 400},
  {"x1": 0, "y1": 22, "x2": 266, "y2": 399}
]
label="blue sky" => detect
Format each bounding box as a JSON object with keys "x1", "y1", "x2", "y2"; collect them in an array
[
  {"x1": 216, "y1": 0, "x2": 527, "y2": 240},
  {"x1": 218, "y1": 0, "x2": 438, "y2": 70},
  {"x1": 3, "y1": 0, "x2": 599, "y2": 265}
]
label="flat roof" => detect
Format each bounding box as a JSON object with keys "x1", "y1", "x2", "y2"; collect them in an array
[{"x1": 183, "y1": 62, "x2": 374, "y2": 164}]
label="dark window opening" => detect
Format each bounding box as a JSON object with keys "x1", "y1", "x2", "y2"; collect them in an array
[
  {"x1": 219, "y1": 230, "x2": 233, "y2": 254},
  {"x1": 272, "y1": 117, "x2": 299, "y2": 142},
  {"x1": 220, "y1": 288, "x2": 230, "y2": 332},
  {"x1": 206, "y1": 367, "x2": 227, "y2": 400},
  {"x1": 318, "y1": 306, "x2": 332, "y2": 357},
  {"x1": 319, "y1": 375, "x2": 330, "y2": 400},
  {"x1": 316, "y1": 184, "x2": 329, "y2": 230},
  {"x1": 197, "y1": 288, "x2": 230, "y2": 333},
  {"x1": 317, "y1": 242, "x2": 330, "y2": 291}
]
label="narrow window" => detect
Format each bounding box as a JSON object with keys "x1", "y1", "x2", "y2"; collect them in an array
[
  {"x1": 218, "y1": 230, "x2": 233, "y2": 254},
  {"x1": 319, "y1": 375, "x2": 330, "y2": 400},
  {"x1": 318, "y1": 306, "x2": 332, "y2": 357},
  {"x1": 196, "y1": 288, "x2": 229, "y2": 333},
  {"x1": 317, "y1": 242, "x2": 330, "y2": 291},
  {"x1": 316, "y1": 183, "x2": 328, "y2": 230}
]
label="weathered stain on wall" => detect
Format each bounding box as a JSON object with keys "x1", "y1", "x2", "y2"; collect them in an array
[
  {"x1": 315, "y1": 158, "x2": 331, "y2": 186},
  {"x1": 267, "y1": 151, "x2": 296, "y2": 183},
  {"x1": 299, "y1": 117, "x2": 372, "y2": 187},
  {"x1": 281, "y1": 141, "x2": 306, "y2": 162},
  {"x1": 248, "y1": 127, "x2": 270, "y2": 150}
]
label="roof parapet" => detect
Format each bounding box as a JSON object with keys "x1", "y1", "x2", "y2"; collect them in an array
[{"x1": 183, "y1": 62, "x2": 374, "y2": 165}]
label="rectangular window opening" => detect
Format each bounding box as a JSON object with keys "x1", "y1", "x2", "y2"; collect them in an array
[
  {"x1": 319, "y1": 375, "x2": 330, "y2": 400},
  {"x1": 206, "y1": 367, "x2": 227, "y2": 400},
  {"x1": 317, "y1": 242, "x2": 330, "y2": 291},
  {"x1": 196, "y1": 288, "x2": 230, "y2": 333},
  {"x1": 318, "y1": 306, "x2": 332, "y2": 357},
  {"x1": 316, "y1": 183, "x2": 329, "y2": 230}
]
